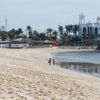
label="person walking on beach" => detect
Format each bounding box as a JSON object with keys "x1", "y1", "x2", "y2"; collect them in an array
[
  {"x1": 53, "y1": 58, "x2": 55, "y2": 65},
  {"x1": 48, "y1": 58, "x2": 56, "y2": 66},
  {"x1": 48, "y1": 58, "x2": 52, "y2": 65}
]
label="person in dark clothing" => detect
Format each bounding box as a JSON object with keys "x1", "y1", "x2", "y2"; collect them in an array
[
  {"x1": 48, "y1": 58, "x2": 52, "y2": 65},
  {"x1": 53, "y1": 58, "x2": 55, "y2": 65}
]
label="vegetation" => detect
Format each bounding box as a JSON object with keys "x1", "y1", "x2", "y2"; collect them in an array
[{"x1": 0, "y1": 24, "x2": 99, "y2": 46}]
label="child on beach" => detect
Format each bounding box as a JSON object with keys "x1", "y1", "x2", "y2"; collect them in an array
[
  {"x1": 53, "y1": 58, "x2": 55, "y2": 65},
  {"x1": 48, "y1": 58, "x2": 52, "y2": 65},
  {"x1": 48, "y1": 58, "x2": 55, "y2": 66}
]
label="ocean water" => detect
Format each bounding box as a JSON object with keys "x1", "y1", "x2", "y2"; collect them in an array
[
  {"x1": 54, "y1": 51, "x2": 100, "y2": 78},
  {"x1": 54, "y1": 51, "x2": 100, "y2": 64}
]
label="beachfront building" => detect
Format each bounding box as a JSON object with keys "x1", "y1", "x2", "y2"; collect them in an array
[
  {"x1": 0, "y1": 41, "x2": 27, "y2": 48},
  {"x1": 79, "y1": 13, "x2": 100, "y2": 35}
]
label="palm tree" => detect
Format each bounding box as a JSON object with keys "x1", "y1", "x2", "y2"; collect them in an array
[
  {"x1": 39, "y1": 33, "x2": 46, "y2": 40},
  {"x1": 17, "y1": 28, "x2": 23, "y2": 34},
  {"x1": 52, "y1": 30, "x2": 58, "y2": 40},
  {"x1": 46, "y1": 28, "x2": 53, "y2": 33},
  {"x1": 58, "y1": 25, "x2": 63, "y2": 35},
  {"x1": 65, "y1": 25, "x2": 73, "y2": 34},
  {"x1": 32, "y1": 30, "x2": 39, "y2": 40},
  {"x1": 60, "y1": 32, "x2": 69, "y2": 45},
  {"x1": 26, "y1": 25, "x2": 32, "y2": 31},
  {"x1": 15, "y1": 28, "x2": 23, "y2": 38},
  {"x1": 0, "y1": 31, "x2": 8, "y2": 41},
  {"x1": 72, "y1": 25, "x2": 79, "y2": 35},
  {"x1": 26, "y1": 25, "x2": 32, "y2": 38},
  {"x1": 9, "y1": 28, "x2": 16, "y2": 40},
  {"x1": 46, "y1": 28, "x2": 53, "y2": 39}
]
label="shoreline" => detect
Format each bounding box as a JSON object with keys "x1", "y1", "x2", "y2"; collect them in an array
[
  {"x1": 59, "y1": 61, "x2": 100, "y2": 78},
  {"x1": 0, "y1": 47, "x2": 100, "y2": 99}
]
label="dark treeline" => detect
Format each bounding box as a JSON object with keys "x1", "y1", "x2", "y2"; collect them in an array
[{"x1": 0, "y1": 24, "x2": 100, "y2": 46}]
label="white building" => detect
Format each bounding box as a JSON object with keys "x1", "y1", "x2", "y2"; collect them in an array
[{"x1": 79, "y1": 13, "x2": 100, "y2": 35}]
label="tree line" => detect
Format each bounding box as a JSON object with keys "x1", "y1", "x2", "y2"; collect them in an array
[{"x1": 0, "y1": 24, "x2": 99, "y2": 46}]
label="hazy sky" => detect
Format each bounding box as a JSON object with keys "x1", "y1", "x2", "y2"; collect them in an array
[{"x1": 0, "y1": 0, "x2": 99, "y2": 32}]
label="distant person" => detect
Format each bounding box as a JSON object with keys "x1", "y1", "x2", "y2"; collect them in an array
[
  {"x1": 53, "y1": 58, "x2": 55, "y2": 66},
  {"x1": 48, "y1": 58, "x2": 52, "y2": 65}
]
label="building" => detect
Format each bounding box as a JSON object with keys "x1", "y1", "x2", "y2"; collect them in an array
[
  {"x1": 79, "y1": 13, "x2": 100, "y2": 35},
  {"x1": 0, "y1": 41, "x2": 27, "y2": 48}
]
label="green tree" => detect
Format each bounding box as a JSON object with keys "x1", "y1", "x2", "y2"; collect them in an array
[
  {"x1": 0, "y1": 31, "x2": 8, "y2": 41},
  {"x1": 39, "y1": 33, "x2": 47, "y2": 40},
  {"x1": 46, "y1": 28, "x2": 53, "y2": 39},
  {"x1": 65, "y1": 25, "x2": 73, "y2": 34},
  {"x1": 9, "y1": 28, "x2": 16, "y2": 40},
  {"x1": 26, "y1": 25, "x2": 32, "y2": 38},
  {"x1": 15, "y1": 28, "x2": 23, "y2": 38},
  {"x1": 58, "y1": 25, "x2": 63, "y2": 35},
  {"x1": 60, "y1": 32, "x2": 69, "y2": 45},
  {"x1": 70, "y1": 35, "x2": 82, "y2": 46},
  {"x1": 72, "y1": 25, "x2": 79, "y2": 35},
  {"x1": 46, "y1": 28, "x2": 53, "y2": 34},
  {"x1": 51, "y1": 30, "x2": 58, "y2": 40},
  {"x1": 32, "y1": 30, "x2": 39, "y2": 40}
]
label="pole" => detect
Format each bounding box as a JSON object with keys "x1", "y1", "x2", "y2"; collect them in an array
[{"x1": 5, "y1": 16, "x2": 7, "y2": 32}]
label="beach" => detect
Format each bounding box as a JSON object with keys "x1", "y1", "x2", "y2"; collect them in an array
[{"x1": 0, "y1": 47, "x2": 100, "y2": 100}]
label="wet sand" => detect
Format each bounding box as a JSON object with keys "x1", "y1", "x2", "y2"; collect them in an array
[{"x1": 0, "y1": 48, "x2": 100, "y2": 100}]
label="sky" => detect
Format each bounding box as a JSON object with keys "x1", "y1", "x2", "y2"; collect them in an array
[{"x1": 0, "y1": 0, "x2": 100, "y2": 32}]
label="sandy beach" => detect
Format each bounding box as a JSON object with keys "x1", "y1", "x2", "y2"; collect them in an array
[{"x1": 0, "y1": 47, "x2": 100, "y2": 100}]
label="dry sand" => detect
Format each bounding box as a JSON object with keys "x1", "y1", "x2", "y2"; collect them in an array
[{"x1": 0, "y1": 47, "x2": 100, "y2": 100}]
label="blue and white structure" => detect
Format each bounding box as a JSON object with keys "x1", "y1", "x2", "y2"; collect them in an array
[{"x1": 79, "y1": 13, "x2": 100, "y2": 35}]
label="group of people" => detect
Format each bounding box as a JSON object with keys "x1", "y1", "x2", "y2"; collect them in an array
[{"x1": 48, "y1": 58, "x2": 55, "y2": 66}]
